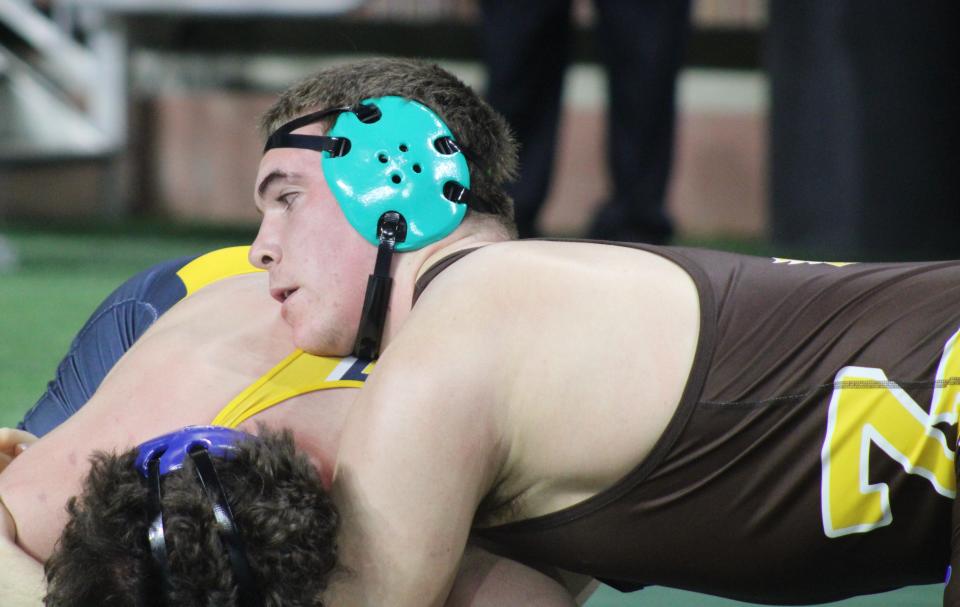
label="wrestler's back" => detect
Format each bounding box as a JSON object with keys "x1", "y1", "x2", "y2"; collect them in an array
[
  {"x1": 463, "y1": 242, "x2": 960, "y2": 601},
  {"x1": 0, "y1": 272, "x2": 350, "y2": 560},
  {"x1": 410, "y1": 239, "x2": 701, "y2": 524}
]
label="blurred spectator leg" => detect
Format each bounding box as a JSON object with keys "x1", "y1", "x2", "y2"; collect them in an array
[
  {"x1": 480, "y1": 0, "x2": 574, "y2": 238},
  {"x1": 588, "y1": 0, "x2": 691, "y2": 244},
  {"x1": 768, "y1": 1, "x2": 860, "y2": 256},
  {"x1": 853, "y1": 1, "x2": 960, "y2": 259},
  {"x1": 769, "y1": 0, "x2": 959, "y2": 259}
]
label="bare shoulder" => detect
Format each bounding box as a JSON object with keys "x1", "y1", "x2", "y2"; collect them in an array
[
  {"x1": 446, "y1": 544, "x2": 580, "y2": 607},
  {"x1": 410, "y1": 239, "x2": 699, "y2": 385},
  {"x1": 404, "y1": 243, "x2": 700, "y2": 400},
  {"x1": 414, "y1": 240, "x2": 701, "y2": 521},
  {"x1": 419, "y1": 240, "x2": 691, "y2": 305},
  {"x1": 413, "y1": 240, "x2": 698, "y2": 356}
]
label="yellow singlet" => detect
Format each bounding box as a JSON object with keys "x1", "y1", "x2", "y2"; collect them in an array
[
  {"x1": 176, "y1": 246, "x2": 263, "y2": 297},
  {"x1": 211, "y1": 352, "x2": 372, "y2": 428}
]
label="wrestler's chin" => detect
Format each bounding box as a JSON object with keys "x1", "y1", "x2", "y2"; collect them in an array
[{"x1": 290, "y1": 317, "x2": 353, "y2": 358}]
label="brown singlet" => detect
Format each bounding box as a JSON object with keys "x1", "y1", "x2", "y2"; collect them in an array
[{"x1": 414, "y1": 241, "x2": 960, "y2": 605}]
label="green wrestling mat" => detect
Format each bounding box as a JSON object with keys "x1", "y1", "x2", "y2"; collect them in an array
[
  {"x1": 584, "y1": 583, "x2": 941, "y2": 606},
  {"x1": 0, "y1": 223, "x2": 945, "y2": 606}
]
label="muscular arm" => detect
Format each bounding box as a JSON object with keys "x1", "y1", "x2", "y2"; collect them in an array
[
  {"x1": 448, "y1": 545, "x2": 580, "y2": 607},
  {"x1": 327, "y1": 289, "x2": 514, "y2": 606},
  {"x1": 330, "y1": 372, "x2": 587, "y2": 607},
  {"x1": 0, "y1": 430, "x2": 45, "y2": 605},
  {"x1": 0, "y1": 491, "x2": 45, "y2": 606}
]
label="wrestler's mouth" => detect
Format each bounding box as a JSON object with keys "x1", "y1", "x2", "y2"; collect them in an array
[{"x1": 270, "y1": 287, "x2": 299, "y2": 304}]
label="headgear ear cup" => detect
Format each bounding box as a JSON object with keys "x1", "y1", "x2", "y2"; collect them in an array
[{"x1": 322, "y1": 96, "x2": 470, "y2": 251}]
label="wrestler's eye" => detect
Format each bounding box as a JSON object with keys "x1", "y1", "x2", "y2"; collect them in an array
[{"x1": 277, "y1": 192, "x2": 299, "y2": 209}]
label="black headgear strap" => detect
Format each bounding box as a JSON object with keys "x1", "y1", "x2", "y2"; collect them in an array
[
  {"x1": 263, "y1": 103, "x2": 488, "y2": 176},
  {"x1": 144, "y1": 447, "x2": 263, "y2": 607},
  {"x1": 353, "y1": 211, "x2": 407, "y2": 360},
  {"x1": 262, "y1": 103, "x2": 382, "y2": 155},
  {"x1": 146, "y1": 458, "x2": 172, "y2": 598}
]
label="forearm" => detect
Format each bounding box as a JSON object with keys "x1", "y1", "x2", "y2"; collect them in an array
[
  {"x1": 445, "y1": 545, "x2": 578, "y2": 607},
  {"x1": 0, "y1": 538, "x2": 45, "y2": 606},
  {"x1": 0, "y1": 495, "x2": 45, "y2": 606},
  {"x1": 326, "y1": 547, "x2": 579, "y2": 607}
]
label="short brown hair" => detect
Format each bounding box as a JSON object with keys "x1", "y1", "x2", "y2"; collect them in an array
[
  {"x1": 260, "y1": 57, "x2": 518, "y2": 235},
  {"x1": 45, "y1": 428, "x2": 337, "y2": 606}
]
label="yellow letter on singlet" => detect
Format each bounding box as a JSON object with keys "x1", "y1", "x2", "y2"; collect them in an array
[{"x1": 820, "y1": 329, "x2": 960, "y2": 538}]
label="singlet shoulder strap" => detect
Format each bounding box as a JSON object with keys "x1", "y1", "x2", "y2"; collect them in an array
[
  {"x1": 211, "y1": 351, "x2": 372, "y2": 428},
  {"x1": 412, "y1": 247, "x2": 485, "y2": 306},
  {"x1": 176, "y1": 246, "x2": 262, "y2": 298}
]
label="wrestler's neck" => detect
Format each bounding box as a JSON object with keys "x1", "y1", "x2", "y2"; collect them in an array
[{"x1": 381, "y1": 218, "x2": 512, "y2": 347}]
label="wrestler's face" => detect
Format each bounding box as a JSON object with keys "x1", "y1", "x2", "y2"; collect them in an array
[{"x1": 251, "y1": 122, "x2": 374, "y2": 355}]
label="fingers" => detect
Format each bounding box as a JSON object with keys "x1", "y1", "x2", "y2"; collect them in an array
[
  {"x1": 0, "y1": 429, "x2": 37, "y2": 474},
  {"x1": 0, "y1": 428, "x2": 38, "y2": 458}
]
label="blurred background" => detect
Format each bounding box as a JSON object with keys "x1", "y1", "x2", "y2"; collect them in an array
[
  {"x1": 1, "y1": 0, "x2": 956, "y2": 256},
  {"x1": 0, "y1": 1, "x2": 956, "y2": 605}
]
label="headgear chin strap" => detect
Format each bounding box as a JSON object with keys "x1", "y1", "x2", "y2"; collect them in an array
[
  {"x1": 136, "y1": 426, "x2": 263, "y2": 607},
  {"x1": 264, "y1": 95, "x2": 485, "y2": 358},
  {"x1": 353, "y1": 211, "x2": 406, "y2": 360}
]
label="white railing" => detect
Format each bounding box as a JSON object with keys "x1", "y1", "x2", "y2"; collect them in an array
[
  {"x1": 0, "y1": 44, "x2": 112, "y2": 159},
  {"x1": 0, "y1": 0, "x2": 121, "y2": 160},
  {"x1": 57, "y1": 0, "x2": 364, "y2": 17},
  {"x1": 1, "y1": 0, "x2": 369, "y2": 163},
  {"x1": 0, "y1": 0, "x2": 97, "y2": 94}
]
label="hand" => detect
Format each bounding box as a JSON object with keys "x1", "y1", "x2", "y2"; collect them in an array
[{"x1": 0, "y1": 429, "x2": 37, "y2": 474}]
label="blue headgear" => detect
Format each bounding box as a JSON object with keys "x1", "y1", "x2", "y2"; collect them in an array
[
  {"x1": 135, "y1": 425, "x2": 251, "y2": 476},
  {"x1": 263, "y1": 95, "x2": 485, "y2": 359},
  {"x1": 136, "y1": 426, "x2": 262, "y2": 607}
]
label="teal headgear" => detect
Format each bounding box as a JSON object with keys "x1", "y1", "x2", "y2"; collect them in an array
[
  {"x1": 263, "y1": 95, "x2": 478, "y2": 251},
  {"x1": 324, "y1": 96, "x2": 470, "y2": 251},
  {"x1": 263, "y1": 95, "x2": 484, "y2": 359}
]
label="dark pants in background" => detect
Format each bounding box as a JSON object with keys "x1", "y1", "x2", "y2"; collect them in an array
[
  {"x1": 480, "y1": 0, "x2": 691, "y2": 242},
  {"x1": 768, "y1": 0, "x2": 960, "y2": 260}
]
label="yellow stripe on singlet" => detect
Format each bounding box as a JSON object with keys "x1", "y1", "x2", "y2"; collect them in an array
[
  {"x1": 211, "y1": 350, "x2": 372, "y2": 429},
  {"x1": 176, "y1": 246, "x2": 263, "y2": 297}
]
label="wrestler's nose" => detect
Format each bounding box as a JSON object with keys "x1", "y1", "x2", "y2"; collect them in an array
[{"x1": 250, "y1": 223, "x2": 281, "y2": 269}]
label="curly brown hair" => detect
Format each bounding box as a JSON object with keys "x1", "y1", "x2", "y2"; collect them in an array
[
  {"x1": 260, "y1": 57, "x2": 519, "y2": 235},
  {"x1": 44, "y1": 428, "x2": 338, "y2": 606}
]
